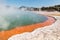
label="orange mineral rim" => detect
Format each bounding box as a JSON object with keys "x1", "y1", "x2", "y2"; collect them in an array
[{"x1": 0, "y1": 16, "x2": 56, "y2": 40}]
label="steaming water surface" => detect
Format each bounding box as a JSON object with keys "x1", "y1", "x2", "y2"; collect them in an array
[{"x1": 0, "y1": 11, "x2": 48, "y2": 31}]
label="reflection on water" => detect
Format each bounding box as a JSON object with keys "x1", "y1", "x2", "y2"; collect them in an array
[{"x1": 0, "y1": 11, "x2": 48, "y2": 31}]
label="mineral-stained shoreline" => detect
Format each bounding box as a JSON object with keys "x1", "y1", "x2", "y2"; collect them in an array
[{"x1": 8, "y1": 14, "x2": 60, "y2": 40}]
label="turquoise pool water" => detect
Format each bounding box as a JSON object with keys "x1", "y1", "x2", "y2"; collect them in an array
[{"x1": 0, "y1": 11, "x2": 48, "y2": 31}]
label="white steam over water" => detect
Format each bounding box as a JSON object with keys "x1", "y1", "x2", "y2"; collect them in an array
[
  {"x1": 0, "y1": 6, "x2": 15, "y2": 29},
  {"x1": 0, "y1": 5, "x2": 20, "y2": 30},
  {"x1": 0, "y1": 5, "x2": 18, "y2": 16}
]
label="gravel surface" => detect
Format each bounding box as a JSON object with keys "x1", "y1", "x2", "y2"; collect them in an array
[{"x1": 8, "y1": 16, "x2": 60, "y2": 40}]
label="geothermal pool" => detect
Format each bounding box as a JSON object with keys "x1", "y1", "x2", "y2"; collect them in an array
[
  {"x1": 8, "y1": 16, "x2": 60, "y2": 40},
  {"x1": 0, "y1": 11, "x2": 48, "y2": 31},
  {"x1": 0, "y1": 11, "x2": 55, "y2": 40}
]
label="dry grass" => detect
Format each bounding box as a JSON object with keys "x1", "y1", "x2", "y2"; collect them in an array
[{"x1": 46, "y1": 13, "x2": 60, "y2": 16}]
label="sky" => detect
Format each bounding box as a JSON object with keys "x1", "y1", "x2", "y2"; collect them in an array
[{"x1": 0, "y1": 0, "x2": 60, "y2": 7}]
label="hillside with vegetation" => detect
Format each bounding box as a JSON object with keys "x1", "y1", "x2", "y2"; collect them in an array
[{"x1": 41, "y1": 5, "x2": 60, "y2": 12}]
